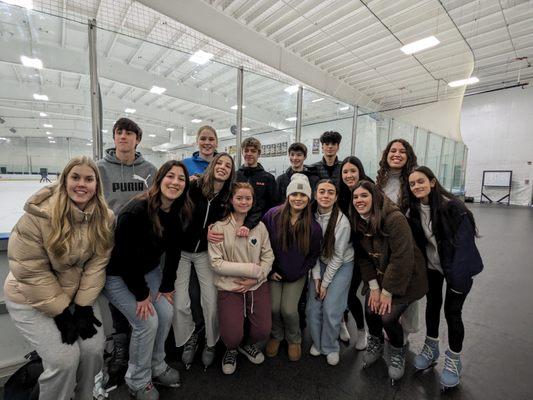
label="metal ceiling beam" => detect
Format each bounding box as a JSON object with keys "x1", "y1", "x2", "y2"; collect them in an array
[{"x1": 137, "y1": 0, "x2": 375, "y2": 107}]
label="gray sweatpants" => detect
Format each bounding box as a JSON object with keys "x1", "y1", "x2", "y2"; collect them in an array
[{"x1": 6, "y1": 299, "x2": 105, "y2": 400}]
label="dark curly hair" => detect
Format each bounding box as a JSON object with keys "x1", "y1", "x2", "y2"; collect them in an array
[{"x1": 376, "y1": 139, "x2": 417, "y2": 213}]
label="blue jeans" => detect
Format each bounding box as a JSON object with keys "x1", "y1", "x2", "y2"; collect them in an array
[
  {"x1": 103, "y1": 267, "x2": 173, "y2": 391},
  {"x1": 306, "y1": 261, "x2": 353, "y2": 354}
]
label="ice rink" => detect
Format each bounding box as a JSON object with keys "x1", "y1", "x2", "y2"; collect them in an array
[{"x1": 0, "y1": 179, "x2": 57, "y2": 234}]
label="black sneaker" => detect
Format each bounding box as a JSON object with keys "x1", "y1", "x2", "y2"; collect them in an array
[{"x1": 238, "y1": 344, "x2": 265, "y2": 364}]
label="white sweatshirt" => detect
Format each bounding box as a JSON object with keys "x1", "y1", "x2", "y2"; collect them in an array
[{"x1": 312, "y1": 210, "x2": 354, "y2": 288}]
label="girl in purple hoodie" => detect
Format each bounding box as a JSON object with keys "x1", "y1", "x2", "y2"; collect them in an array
[{"x1": 262, "y1": 174, "x2": 322, "y2": 362}]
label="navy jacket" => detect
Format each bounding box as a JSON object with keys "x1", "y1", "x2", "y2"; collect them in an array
[{"x1": 409, "y1": 200, "x2": 484, "y2": 294}]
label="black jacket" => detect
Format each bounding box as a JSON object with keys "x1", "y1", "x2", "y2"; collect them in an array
[
  {"x1": 409, "y1": 199, "x2": 484, "y2": 294},
  {"x1": 275, "y1": 166, "x2": 319, "y2": 203},
  {"x1": 311, "y1": 157, "x2": 342, "y2": 187},
  {"x1": 106, "y1": 198, "x2": 184, "y2": 301},
  {"x1": 236, "y1": 164, "x2": 278, "y2": 229}
]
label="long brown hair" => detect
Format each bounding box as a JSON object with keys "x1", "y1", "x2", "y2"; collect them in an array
[
  {"x1": 274, "y1": 194, "x2": 313, "y2": 254},
  {"x1": 376, "y1": 139, "x2": 417, "y2": 213},
  {"x1": 200, "y1": 152, "x2": 235, "y2": 200},
  {"x1": 351, "y1": 180, "x2": 387, "y2": 237},
  {"x1": 48, "y1": 156, "x2": 113, "y2": 258},
  {"x1": 137, "y1": 160, "x2": 193, "y2": 237},
  {"x1": 313, "y1": 179, "x2": 340, "y2": 260}
]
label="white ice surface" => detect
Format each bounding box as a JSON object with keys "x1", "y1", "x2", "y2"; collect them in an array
[{"x1": 0, "y1": 180, "x2": 56, "y2": 234}]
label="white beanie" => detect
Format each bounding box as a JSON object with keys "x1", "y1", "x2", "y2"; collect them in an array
[{"x1": 286, "y1": 173, "x2": 312, "y2": 199}]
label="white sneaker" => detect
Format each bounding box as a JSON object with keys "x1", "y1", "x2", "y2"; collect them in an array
[
  {"x1": 326, "y1": 352, "x2": 339, "y2": 366},
  {"x1": 222, "y1": 350, "x2": 237, "y2": 375},
  {"x1": 309, "y1": 344, "x2": 320, "y2": 356},
  {"x1": 339, "y1": 320, "x2": 351, "y2": 342},
  {"x1": 355, "y1": 329, "x2": 367, "y2": 350}
]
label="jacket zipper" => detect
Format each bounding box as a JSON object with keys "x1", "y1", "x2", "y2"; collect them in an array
[{"x1": 194, "y1": 197, "x2": 213, "y2": 252}]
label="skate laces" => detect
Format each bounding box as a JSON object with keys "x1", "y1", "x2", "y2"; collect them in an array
[
  {"x1": 184, "y1": 334, "x2": 198, "y2": 352},
  {"x1": 390, "y1": 348, "x2": 405, "y2": 368},
  {"x1": 444, "y1": 354, "x2": 460, "y2": 375},
  {"x1": 367, "y1": 336, "x2": 381, "y2": 354},
  {"x1": 421, "y1": 342, "x2": 436, "y2": 361},
  {"x1": 223, "y1": 350, "x2": 237, "y2": 365},
  {"x1": 244, "y1": 344, "x2": 260, "y2": 357},
  {"x1": 113, "y1": 341, "x2": 128, "y2": 365}
]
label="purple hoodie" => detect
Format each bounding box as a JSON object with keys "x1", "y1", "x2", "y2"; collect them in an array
[{"x1": 262, "y1": 205, "x2": 323, "y2": 282}]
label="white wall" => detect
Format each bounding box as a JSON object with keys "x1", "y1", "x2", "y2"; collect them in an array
[{"x1": 461, "y1": 85, "x2": 533, "y2": 205}]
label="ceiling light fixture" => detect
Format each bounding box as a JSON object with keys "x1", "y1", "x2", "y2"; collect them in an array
[
  {"x1": 43, "y1": 123, "x2": 53, "y2": 128},
  {"x1": 39, "y1": 112, "x2": 47, "y2": 117},
  {"x1": 401, "y1": 36, "x2": 440, "y2": 55},
  {"x1": 150, "y1": 85, "x2": 167, "y2": 95},
  {"x1": 45, "y1": 131, "x2": 52, "y2": 135},
  {"x1": 285, "y1": 117, "x2": 297, "y2": 122},
  {"x1": 189, "y1": 50, "x2": 214, "y2": 65},
  {"x1": 102, "y1": 129, "x2": 108, "y2": 133},
  {"x1": 124, "y1": 108, "x2": 136, "y2": 114},
  {"x1": 49, "y1": 140, "x2": 56, "y2": 143},
  {"x1": 242, "y1": 127, "x2": 250, "y2": 131},
  {"x1": 311, "y1": 98, "x2": 324, "y2": 103},
  {"x1": 448, "y1": 77, "x2": 479, "y2": 88},
  {"x1": 20, "y1": 56, "x2": 43, "y2": 69},
  {"x1": 339, "y1": 106, "x2": 350, "y2": 111},
  {"x1": 165, "y1": 128, "x2": 175, "y2": 132},
  {"x1": 33, "y1": 93, "x2": 49, "y2": 101},
  {"x1": 284, "y1": 85, "x2": 299, "y2": 94},
  {"x1": 4, "y1": 0, "x2": 33, "y2": 9},
  {"x1": 231, "y1": 105, "x2": 246, "y2": 110},
  {"x1": 191, "y1": 118, "x2": 202, "y2": 123},
  {"x1": 149, "y1": 134, "x2": 156, "y2": 137},
  {"x1": 86, "y1": 142, "x2": 92, "y2": 146}
]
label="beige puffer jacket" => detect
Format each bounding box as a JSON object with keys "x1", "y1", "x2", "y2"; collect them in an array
[{"x1": 4, "y1": 185, "x2": 114, "y2": 317}]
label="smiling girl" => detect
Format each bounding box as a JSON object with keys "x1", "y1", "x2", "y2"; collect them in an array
[
  {"x1": 5, "y1": 156, "x2": 114, "y2": 400},
  {"x1": 306, "y1": 180, "x2": 353, "y2": 366},
  {"x1": 208, "y1": 182, "x2": 274, "y2": 375},
  {"x1": 182, "y1": 125, "x2": 218, "y2": 176},
  {"x1": 104, "y1": 160, "x2": 192, "y2": 399},
  {"x1": 408, "y1": 166, "x2": 483, "y2": 389}
]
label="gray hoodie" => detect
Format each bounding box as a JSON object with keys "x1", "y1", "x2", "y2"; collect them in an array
[{"x1": 96, "y1": 148, "x2": 157, "y2": 215}]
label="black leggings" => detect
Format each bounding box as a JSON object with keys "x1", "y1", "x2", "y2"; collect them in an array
[
  {"x1": 365, "y1": 295, "x2": 409, "y2": 348},
  {"x1": 425, "y1": 269, "x2": 468, "y2": 353},
  {"x1": 346, "y1": 264, "x2": 365, "y2": 329}
]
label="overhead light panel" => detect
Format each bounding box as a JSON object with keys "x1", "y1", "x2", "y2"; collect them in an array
[
  {"x1": 401, "y1": 36, "x2": 440, "y2": 55},
  {"x1": 33, "y1": 93, "x2": 49, "y2": 101},
  {"x1": 49, "y1": 140, "x2": 56, "y2": 143},
  {"x1": 45, "y1": 131, "x2": 52, "y2": 135},
  {"x1": 124, "y1": 108, "x2": 136, "y2": 114},
  {"x1": 149, "y1": 134, "x2": 157, "y2": 137},
  {"x1": 166, "y1": 128, "x2": 175, "y2": 132},
  {"x1": 20, "y1": 56, "x2": 43, "y2": 69},
  {"x1": 339, "y1": 106, "x2": 350, "y2": 111},
  {"x1": 231, "y1": 105, "x2": 246, "y2": 110},
  {"x1": 150, "y1": 85, "x2": 167, "y2": 95},
  {"x1": 86, "y1": 142, "x2": 92, "y2": 146},
  {"x1": 311, "y1": 98, "x2": 324, "y2": 103},
  {"x1": 448, "y1": 77, "x2": 479, "y2": 88},
  {"x1": 102, "y1": 129, "x2": 108, "y2": 133},
  {"x1": 284, "y1": 85, "x2": 299, "y2": 94},
  {"x1": 48, "y1": 136, "x2": 54, "y2": 139},
  {"x1": 4, "y1": 0, "x2": 33, "y2": 9},
  {"x1": 43, "y1": 123, "x2": 53, "y2": 128},
  {"x1": 39, "y1": 112, "x2": 47, "y2": 117},
  {"x1": 242, "y1": 127, "x2": 250, "y2": 131},
  {"x1": 285, "y1": 117, "x2": 297, "y2": 122},
  {"x1": 189, "y1": 50, "x2": 214, "y2": 65},
  {"x1": 191, "y1": 118, "x2": 202, "y2": 123}
]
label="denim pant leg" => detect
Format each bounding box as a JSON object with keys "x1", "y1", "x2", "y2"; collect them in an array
[
  {"x1": 305, "y1": 273, "x2": 323, "y2": 350},
  {"x1": 321, "y1": 261, "x2": 353, "y2": 354},
  {"x1": 104, "y1": 271, "x2": 159, "y2": 391},
  {"x1": 144, "y1": 267, "x2": 174, "y2": 377}
]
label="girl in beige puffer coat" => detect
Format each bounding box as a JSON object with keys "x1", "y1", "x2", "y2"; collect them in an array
[{"x1": 4, "y1": 155, "x2": 114, "y2": 400}]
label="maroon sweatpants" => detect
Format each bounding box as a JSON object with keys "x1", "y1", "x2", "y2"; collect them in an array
[{"x1": 218, "y1": 282, "x2": 272, "y2": 350}]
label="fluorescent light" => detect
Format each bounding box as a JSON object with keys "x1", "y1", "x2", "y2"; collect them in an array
[
  {"x1": 165, "y1": 128, "x2": 175, "y2": 132},
  {"x1": 48, "y1": 136, "x2": 54, "y2": 139},
  {"x1": 312, "y1": 98, "x2": 324, "y2": 103},
  {"x1": 102, "y1": 129, "x2": 108, "y2": 133},
  {"x1": 242, "y1": 127, "x2": 250, "y2": 131},
  {"x1": 43, "y1": 123, "x2": 53, "y2": 128},
  {"x1": 124, "y1": 108, "x2": 136, "y2": 114},
  {"x1": 284, "y1": 85, "x2": 299, "y2": 94},
  {"x1": 39, "y1": 112, "x2": 48, "y2": 117},
  {"x1": 448, "y1": 77, "x2": 479, "y2": 88},
  {"x1": 86, "y1": 142, "x2": 92, "y2": 146},
  {"x1": 3, "y1": 0, "x2": 33, "y2": 9},
  {"x1": 401, "y1": 36, "x2": 440, "y2": 55},
  {"x1": 339, "y1": 106, "x2": 350, "y2": 111},
  {"x1": 150, "y1": 85, "x2": 167, "y2": 95},
  {"x1": 149, "y1": 134, "x2": 156, "y2": 137},
  {"x1": 33, "y1": 93, "x2": 49, "y2": 101},
  {"x1": 20, "y1": 56, "x2": 43, "y2": 69},
  {"x1": 191, "y1": 118, "x2": 202, "y2": 123},
  {"x1": 189, "y1": 50, "x2": 214, "y2": 65},
  {"x1": 45, "y1": 131, "x2": 52, "y2": 135},
  {"x1": 231, "y1": 105, "x2": 246, "y2": 110},
  {"x1": 49, "y1": 140, "x2": 56, "y2": 143},
  {"x1": 285, "y1": 117, "x2": 297, "y2": 122}
]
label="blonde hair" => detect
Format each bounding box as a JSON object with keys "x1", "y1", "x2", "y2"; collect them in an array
[
  {"x1": 48, "y1": 156, "x2": 113, "y2": 258},
  {"x1": 196, "y1": 125, "x2": 218, "y2": 142}
]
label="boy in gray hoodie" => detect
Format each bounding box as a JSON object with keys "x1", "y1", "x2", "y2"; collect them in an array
[{"x1": 96, "y1": 117, "x2": 157, "y2": 385}]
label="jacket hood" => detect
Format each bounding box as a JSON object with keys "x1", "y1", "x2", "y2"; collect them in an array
[
  {"x1": 103, "y1": 148, "x2": 147, "y2": 166},
  {"x1": 283, "y1": 165, "x2": 315, "y2": 176}
]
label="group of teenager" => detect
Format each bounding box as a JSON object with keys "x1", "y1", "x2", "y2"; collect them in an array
[{"x1": 3, "y1": 118, "x2": 483, "y2": 400}]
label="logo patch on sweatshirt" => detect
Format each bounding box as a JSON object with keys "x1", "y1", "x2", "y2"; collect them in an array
[
  {"x1": 133, "y1": 173, "x2": 151, "y2": 188},
  {"x1": 249, "y1": 236, "x2": 258, "y2": 246},
  {"x1": 255, "y1": 181, "x2": 265, "y2": 186}
]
